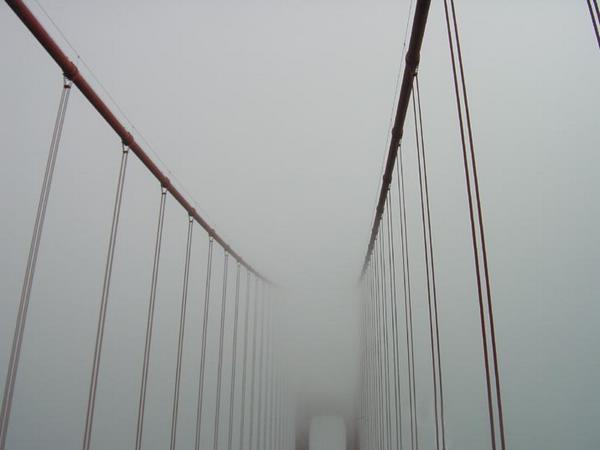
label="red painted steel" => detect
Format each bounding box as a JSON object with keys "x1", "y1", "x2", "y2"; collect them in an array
[
  {"x1": 361, "y1": 0, "x2": 431, "y2": 277},
  {"x1": 5, "y1": 0, "x2": 269, "y2": 283}
]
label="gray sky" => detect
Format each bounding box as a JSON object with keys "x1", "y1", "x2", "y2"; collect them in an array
[{"x1": 1, "y1": 0, "x2": 599, "y2": 449}]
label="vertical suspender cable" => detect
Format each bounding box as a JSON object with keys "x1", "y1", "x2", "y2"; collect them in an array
[
  {"x1": 361, "y1": 278, "x2": 371, "y2": 450},
  {"x1": 368, "y1": 261, "x2": 377, "y2": 450},
  {"x1": 276, "y1": 374, "x2": 282, "y2": 450},
  {"x1": 248, "y1": 281, "x2": 261, "y2": 450},
  {"x1": 362, "y1": 279, "x2": 371, "y2": 450},
  {"x1": 412, "y1": 86, "x2": 440, "y2": 450},
  {"x1": 226, "y1": 264, "x2": 242, "y2": 450},
  {"x1": 0, "y1": 79, "x2": 72, "y2": 450},
  {"x1": 385, "y1": 196, "x2": 403, "y2": 450},
  {"x1": 170, "y1": 216, "x2": 194, "y2": 450},
  {"x1": 135, "y1": 185, "x2": 167, "y2": 450},
  {"x1": 258, "y1": 288, "x2": 269, "y2": 450},
  {"x1": 194, "y1": 237, "x2": 214, "y2": 450},
  {"x1": 378, "y1": 240, "x2": 389, "y2": 450},
  {"x1": 366, "y1": 262, "x2": 374, "y2": 450},
  {"x1": 370, "y1": 245, "x2": 383, "y2": 450},
  {"x1": 281, "y1": 381, "x2": 285, "y2": 450},
  {"x1": 443, "y1": 3, "x2": 495, "y2": 439},
  {"x1": 213, "y1": 253, "x2": 230, "y2": 450},
  {"x1": 260, "y1": 319, "x2": 269, "y2": 450},
  {"x1": 266, "y1": 311, "x2": 275, "y2": 450},
  {"x1": 238, "y1": 273, "x2": 253, "y2": 450},
  {"x1": 396, "y1": 153, "x2": 418, "y2": 450},
  {"x1": 586, "y1": 0, "x2": 600, "y2": 48},
  {"x1": 442, "y1": 1, "x2": 505, "y2": 448},
  {"x1": 282, "y1": 401, "x2": 286, "y2": 450},
  {"x1": 379, "y1": 223, "x2": 393, "y2": 450},
  {"x1": 415, "y1": 76, "x2": 446, "y2": 448},
  {"x1": 374, "y1": 239, "x2": 386, "y2": 450},
  {"x1": 359, "y1": 295, "x2": 366, "y2": 450},
  {"x1": 82, "y1": 143, "x2": 129, "y2": 450},
  {"x1": 267, "y1": 320, "x2": 276, "y2": 450},
  {"x1": 255, "y1": 283, "x2": 267, "y2": 450},
  {"x1": 369, "y1": 261, "x2": 378, "y2": 450}
]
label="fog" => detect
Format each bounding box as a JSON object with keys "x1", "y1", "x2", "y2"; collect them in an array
[{"x1": 0, "y1": 0, "x2": 599, "y2": 449}]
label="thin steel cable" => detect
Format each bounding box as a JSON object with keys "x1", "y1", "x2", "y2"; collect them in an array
[
  {"x1": 135, "y1": 186, "x2": 167, "y2": 450},
  {"x1": 368, "y1": 262, "x2": 378, "y2": 450},
  {"x1": 367, "y1": 263, "x2": 375, "y2": 450},
  {"x1": 359, "y1": 294, "x2": 364, "y2": 443},
  {"x1": 0, "y1": 79, "x2": 72, "y2": 450},
  {"x1": 274, "y1": 377, "x2": 279, "y2": 450},
  {"x1": 376, "y1": 254, "x2": 385, "y2": 450},
  {"x1": 586, "y1": 0, "x2": 600, "y2": 48},
  {"x1": 259, "y1": 289, "x2": 271, "y2": 450},
  {"x1": 267, "y1": 318, "x2": 276, "y2": 450},
  {"x1": 270, "y1": 320, "x2": 278, "y2": 450},
  {"x1": 379, "y1": 222, "x2": 393, "y2": 450},
  {"x1": 247, "y1": 281, "x2": 261, "y2": 450},
  {"x1": 415, "y1": 76, "x2": 446, "y2": 448},
  {"x1": 248, "y1": 280, "x2": 264, "y2": 450},
  {"x1": 370, "y1": 261, "x2": 379, "y2": 450},
  {"x1": 377, "y1": 233, "x2": 391, "y2": 450},
  {"x1": 365, "y1": 268, "x2": 371, "y2": 450},
  {"x1": 280, "y1": 384, "x2": 285, "y2": 450},
  {"x1": 82, "y1": 144, "x2": 129, "y2": 450},
  {"x1": 238, "y1": 273, "x2": 252, "y2": 450},
  {"x1": 395, "y1": 155, "x2": 413, "y2": 450},
  {"x1": 450, "y1": 8, "x2": 506, "y2": 448},
  {"x1": 365, "y1": 264, "x2": 370, "y2": 450},
  {"x1": 261, "y1": 339, "x2": 270, "y2": 450},
  {"x1": 396, "y1": 152, "x2": 418, "y2": 450},
  {"x1": 441, "y1": 2, "x2": 495, "y2": 445},
  {"x1": 365, "y1": 291, "x2": 372, "y2": 450},
  {"x1": 376, "y1": 238, "x2": 385, "y2": 450},
  {"x1": 365, "y1": 263, "x2": 374, "y2": 450},
  {"x1": 360, "y1": 296, "x2": 366, "y2": 448},
  {"x1": 276, "y1": 376, "x2": 283, "y2": 450},
  {"x1": 386, "y1": 195, "x2": 404, "y2": 450},
  {"x1": 194, "y1": 237, "x2": 214, "y2": 450},
  {"x1": 442, "y1": 1, "x2": 505, "y2": 448},
  {"x1": 379, "y1": 234, "x2": 388, "y2": 450},
  {"x1": 412, "y1": 87, "x2": 440, "y2": 450},
  {"x1": 364, "y1": 268, "x2": 370, "y2": 450},
  {"x1": 226, "y1": 264, "x2": 242, "y2": 450},
  {"x1": 213, "y1": 253, "x2": 230, "y2": 450},
  {"x1": 255, "y1": 284, "x2": 267, "y2": 450},
  {"x1": 382, "y1": 200, "x2": 402, "y2": 448},
  {"x1": 373, "y1": 242, "x2": 385, "y2": 450},
  {"x1": 170, "y1": 216, "x2": 194, "y2": 450},
  {"x1": 280, "y1": 381, "x2": 285, "y2": 450}
]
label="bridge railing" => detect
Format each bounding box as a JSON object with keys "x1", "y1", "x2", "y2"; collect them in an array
[{"x1": 1, "y1": 2, "x2": 295, "y2": 450}]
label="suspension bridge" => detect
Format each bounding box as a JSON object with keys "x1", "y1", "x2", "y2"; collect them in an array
[{"x1": 1, "y1": 0, "x2": 599, "y2": 449}]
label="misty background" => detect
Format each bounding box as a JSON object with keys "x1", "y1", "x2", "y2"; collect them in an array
[{"x1": 1, "y1": 0, "x2": 599, "y2": 449}]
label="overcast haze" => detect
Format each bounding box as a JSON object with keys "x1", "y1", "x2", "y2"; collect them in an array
[{"x1": 1, "y1": 0, "x2": 599, "y2": 449}]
